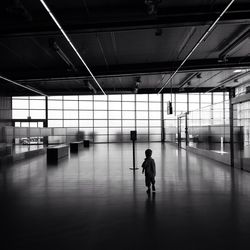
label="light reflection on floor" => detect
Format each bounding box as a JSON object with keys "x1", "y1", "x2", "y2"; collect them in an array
[{"x1": 1, "y1": 143, "x2": 250, "y2": 250}]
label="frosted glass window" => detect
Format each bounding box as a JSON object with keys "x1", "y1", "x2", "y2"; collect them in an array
[
  {"x1": 122, "y1": 111, "x2": 135, "y2": 119},
  {"x1": 150, "y1": 128, "x2": 161, "y2": 134},
  {"x1": 30, "y1": 96, "x2": 45, "y2": 100},
  {"x1": 137, "y1": 127, "x2": 148, "y2": 134},
  {"x1": 13, "y1": 96, "x2": 28, "y2": 100},
  {"x1": 94, "y1": 102, "x2": 107, "y2": 110},
  {"x1": 21, "y1": 122, "x2": 29, "y2": 127},
  {"x1": 109, "y1": 111, "x2": 121, "y2": 119},
  {"x1": 30, "y1": 110, "x2": 45, "y2": 119},
  {"x1": 64, "y1": 120, "x2": 78, "y2": 127},
  {"x1": 189, "y1": 103, "x2": 199, "y2": 111},
  {"x1": 149, "y1": 102, "x2": 160, "y2": 111},
  {"x1": 30, "y1": 100, "x2": 45, "y2": 109},
  {"x1": 94, "y1": 128, "x2": 107, "y2": 134},
  {"x1": 136, "y1": 111, "x2": 148, "y2": 119},
  {"x1": 48, "y1": 120, "x2": 63, "y2": 127},
  {"x1": 201, "y1": 111, "x2": 211, "y2": 119},
  {"x1": 176, "y1": 103, "x2": 187, "y2": 112},
  {"x1": 201, "y1": 93, "x2": 211, "y2": 103},
  {"x1": 122, "y1": 94, "x2": 135, "y2": 101},
  {"x1": 79, "y1": 101, "x2": 92, "y2": 110},
  {"x1": 136, "y1": 102, "x2": 148, "y2": 111},
  {"x1": 12, "y1": 99, "x2": 29, "y2": 109},
  {"x1": 189, "y1": 93, "x2": 200, "y2": 102},
  {"x1": 164, "y1": 94, "x2": 175, "y2": 103},
  {"x1": 79, "y1": 120, "x2": 93, "y2": 127},
  {"x1": 48, "y1": 100, "x2": 62, "y2": 109},
  {"x1": 137, "y1": 120, "x2": 148, "y2": 127},
  {"x1": 95, "y1": 135, "x2": 107, "y2": 142},
  {"x1": 79, "y1": 95, "x2": 92, "y2": 100},
  {"x1": 48, "y1": 96, "x2": 62, "y2": 100},
  {"x1": 109, "y1": 128, "x2": 122, "y2": 134},
  {"x1": 123, "y1": 120, "x2": 135, "y2": 127},
  {"x1": 150, "y1": 135, "x2": 161, "y2": 141},
  {"x1": 122, "y1": 102, "x2": 134, "y2": 110},
  {"x1": 38, "y1": 122, "x2": 43, "y2": 128},
  {"x1": 213, "y1": 112, "x2": 223, "y2": 119},
  {"x1": 109, "y1": 120, "x2": 122, "y2": 127},
  {"x1": 109, "y1": 102, "x2": 121, "y2": 110},
  {"x1": 79, "y1": 111, "x2": 93, "y2": 119},
  {"x1": 123, "y1": 127, "x2": 136, "y2": 133},
  {"x1": 48, "y1": 110, "x2": 62, "y2": 119},
  {"x1": 108, "y1": 95, "x2": 121, "y2": 101},
  {"x1": 94, "y1": 120, "x2": 107, "y2": 127},
  {"x1": 94, "y1": 111, "x2": 107, "y2": 119},
  {"x1": 64, "y1": 96, "x2": 78, "y2": 100},
  {"x1": 149, "y1": 94, "x2": 160, "y2": 102},
  {"x1": 176, "y1": 94, "x2": 187, "y2": 102},
  {"x1": 213, "y1": 93, "x2": 224, "y2": 103},
  {"x1": 64, "y1": 110, "x2": 78, "y2": 119},
  {"x1": 136, "y1": 94, "x2": 148, "y2": 101},
  {"x1": 64, "y1": 101, "x2": 78, "y2": 110},
  {"x1": 149, "y1": 112, "x2": 161, "y2": 119},
  {"x1": 12, "y1": 110, "x2": 29, "y2": 119},
  {"x1": 79, "y1": 128, "x2": 93, "y2": 135},
  {"x1": 94, "y1": 95, "x2": 107, "y2": 101},
  {"x1": 150, "y1": 120, "x2": 161, "y2": 127}
]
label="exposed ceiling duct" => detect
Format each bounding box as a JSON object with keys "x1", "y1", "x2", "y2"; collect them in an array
[{"x1": 50, "y1": 40, "x2": 78, "y2": 72}]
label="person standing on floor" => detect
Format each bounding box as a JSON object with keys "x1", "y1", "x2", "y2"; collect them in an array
[{"x1": 141, "y1": 149, "x2": 156, "y2": 193}]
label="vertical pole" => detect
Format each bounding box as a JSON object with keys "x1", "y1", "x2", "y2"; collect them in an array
[
  {"x1": 133, "y1": 140, "x2": 135, "y2": 170},
  {"x1": 229, "y1": 89, "x2": 234, "y2": 168},
  {"x1": 44, "y1": 96, "x2": 48, "y2": 146},
  {"x1": 161, "y1": 93, "x2": 165, "y2": 142}
]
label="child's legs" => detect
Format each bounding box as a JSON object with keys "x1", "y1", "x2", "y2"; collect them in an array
[
  {"x1": 151, "y1": 177, "x2": 155, "y2": 186},
  {"x1": 145, "y1": 176, "x2": 151, "y2": 188}
]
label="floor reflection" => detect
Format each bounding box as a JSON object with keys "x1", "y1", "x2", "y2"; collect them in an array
[{"x1": 1, "y1": 142, "x2": 250, "y2": 249}]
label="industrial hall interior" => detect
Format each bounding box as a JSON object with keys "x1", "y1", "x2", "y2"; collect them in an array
[{"x1": 1, "y1": 0, "x2": 250, "y2": 249}]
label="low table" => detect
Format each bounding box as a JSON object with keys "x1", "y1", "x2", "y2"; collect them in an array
[
  {"x1": 70, "y1": 141, "x2": 83, "y2": 153},
  {"x1": 47, "y1": 144, "x2": 69, "y2": 163}
]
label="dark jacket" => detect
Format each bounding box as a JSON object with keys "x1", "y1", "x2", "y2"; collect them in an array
[{"x1": 142, "y1": 157, "x2": 156, "y2": 178}]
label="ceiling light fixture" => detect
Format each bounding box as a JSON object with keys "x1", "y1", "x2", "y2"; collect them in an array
[
  {"x1": 40, "y1": 0, "x2": 106, "y2": 95},
  {"x1": 0, "y1": 75, "x2": 47, "y2": 96},
  {"x1": 157, "y1": 0, "x2": 236, "y2": 94}
]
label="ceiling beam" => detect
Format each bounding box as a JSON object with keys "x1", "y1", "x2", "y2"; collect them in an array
[
  {"x1": 0, "y1": 87, "x2": 230, "y2": 97},
  {"x1": 1, "y1": 5, "x2": 250, "y2": 38},
  {"x1": 4, "y1": 57, "x2": 250, "y2": 81}
]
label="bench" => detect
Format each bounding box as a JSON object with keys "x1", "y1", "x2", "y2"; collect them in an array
[
  {"x1": 47, "y1": 144, "x2": 69, "y2": 163},
  {"x1": 70, "y1": 141, "x2": 83, "y2": 153}
]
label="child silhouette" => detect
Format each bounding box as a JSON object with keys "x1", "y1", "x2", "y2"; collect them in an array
[{"x1": 141, "y1": 149, "x2": 156, "y2": 193}]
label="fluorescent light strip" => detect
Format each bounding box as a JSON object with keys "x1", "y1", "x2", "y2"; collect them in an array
[
  {"x1": 0, "y1": 75, "x2": 47, "y2": 96},
  {"x1": 40, "y1": 0, "x2": 106, "y2": 95},
  {"x1": 158, "y1": 0, "x2": 236, "y2": 94}
]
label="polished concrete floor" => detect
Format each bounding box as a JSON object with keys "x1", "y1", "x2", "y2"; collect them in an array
[{"x1": 1, "y1": 143, "x2": 250, "y2": 250}]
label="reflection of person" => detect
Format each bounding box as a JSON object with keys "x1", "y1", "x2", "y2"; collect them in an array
[{"x1": 142, "y1": 149, "x2": 156, "y2": 193}]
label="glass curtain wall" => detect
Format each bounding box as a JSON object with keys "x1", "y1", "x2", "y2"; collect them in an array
[
  {"x1": 188, "y1": 93, "x2": 230, "y2": 158},
  {"x1": 12, "y1": 92, "x2": 228, "y2": 144},
  {"x1": 233, "y1": 84, "x2": 250, "y2": 171}
]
